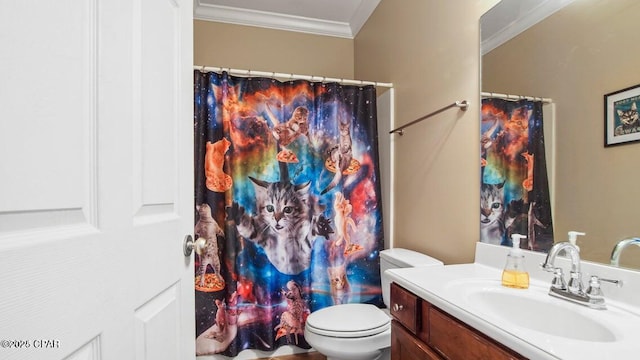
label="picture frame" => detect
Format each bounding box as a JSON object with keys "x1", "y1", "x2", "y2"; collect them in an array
[{"x1": 604, "y1": 83, "x2": 640, "y2": 147}]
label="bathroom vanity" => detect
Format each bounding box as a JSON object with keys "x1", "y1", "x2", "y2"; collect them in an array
[
  {"x1": 390, "y1": 283, "x2": 524, "y2": 360},
  {"x1": 386, "y1": 243, "x2": 640, "y2": 360}
]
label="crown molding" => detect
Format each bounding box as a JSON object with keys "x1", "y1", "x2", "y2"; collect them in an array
[
  {"x1": 346, "y1": 0, "x2": 381, "y2": 37},
  {"x1": 194, "y1": 1, "x2": 356, "y2": 39},
  {"x1": 481, "y1": 0, "x2": 576, "y2": 55}
]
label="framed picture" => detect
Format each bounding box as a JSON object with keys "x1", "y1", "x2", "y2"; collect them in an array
[{"x1": 604, "y1": 84, "x2": 640, "y2": 147}]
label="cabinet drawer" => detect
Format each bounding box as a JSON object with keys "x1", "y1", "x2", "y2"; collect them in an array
[
  {"x1": 390, "y1": 283, "x2": 419, "y2": 333},
  {"x1": 428, "y1": 306, "x2": 525, "y2": 360}
]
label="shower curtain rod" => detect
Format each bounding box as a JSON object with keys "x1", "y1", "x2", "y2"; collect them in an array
[
  {"x1": 389, "y1": 100, "x2": 469, "y2": 135},
  {"x1": 193, "y1": 65, "x2": 394, "y2": 88},
  {"x1": 482, "y1": 91, "x2": 553, "y2": 104}
]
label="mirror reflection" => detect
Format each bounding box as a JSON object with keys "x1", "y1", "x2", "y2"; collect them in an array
[{"x1": 481, "y1": 0, "x2": 640, "y2": 270}]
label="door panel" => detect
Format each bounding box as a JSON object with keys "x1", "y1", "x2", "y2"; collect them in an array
[
  {"x1": 134, "y1": 284, "x2": 181, "y2": 360},
  {"x1": 0, "y1": 0, "x2": 194, "y2": 359},
  {"x1": 133, "y1": 0, "x2": 179, "y2": 219},
  {"x1": 0, "y1": 0, "x2": 97, "y2": 233},
  {"x1": 65, "y1": 337, "x2": 101, "y2": 360}
]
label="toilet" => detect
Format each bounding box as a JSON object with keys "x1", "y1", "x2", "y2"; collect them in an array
[{"x1": 304, "y1": 248, "x2": 443, "y2": 360}]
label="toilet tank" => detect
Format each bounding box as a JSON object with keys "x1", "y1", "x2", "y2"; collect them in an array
[{"x1": 380, "y1": 248, "x2": 443, "y2": 307}]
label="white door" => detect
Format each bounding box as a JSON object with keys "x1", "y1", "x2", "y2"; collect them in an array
[{"x1": 0, "y1": 1, "x2": 194, "y2": 359}]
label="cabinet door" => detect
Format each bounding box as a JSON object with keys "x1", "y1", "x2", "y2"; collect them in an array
[
  {"x1": 429, "y1": 307, "x2": 525, "y2": 360},
  {"x1": 390, "y1": 283, "x2": 420, "y2": 333},
  {"x1": 391, "y1": 321, "x2": 443, "y2": 360}
]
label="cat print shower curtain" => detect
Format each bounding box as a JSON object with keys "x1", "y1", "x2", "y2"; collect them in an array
[
  {"x1": 193, "y1": 70, "x2": 385, "y2": 356},
  {"x1": 480, "y1": 98, "x2": 554, "y2": 252}
]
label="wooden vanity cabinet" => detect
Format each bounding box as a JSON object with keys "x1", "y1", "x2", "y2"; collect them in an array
[{"x1": 390, "y1": 283, "x2": 527, "y2": 360}]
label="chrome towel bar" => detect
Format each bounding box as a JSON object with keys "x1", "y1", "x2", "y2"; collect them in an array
[{"x1": 390, "y1": 100, "x2": 468, "y2": 135}]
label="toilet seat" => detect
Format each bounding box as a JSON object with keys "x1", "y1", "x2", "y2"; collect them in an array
[{"x1": 305, "y1": 303, "x2": 390, "y2": 338}]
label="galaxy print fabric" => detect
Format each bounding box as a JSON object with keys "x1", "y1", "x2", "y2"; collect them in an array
[
  {"x1": 481, "y1": 98, "x2": 554, "y2": 252},
  {"x1": 193, "y1": 70, "x2": 385, "y2": 356}
]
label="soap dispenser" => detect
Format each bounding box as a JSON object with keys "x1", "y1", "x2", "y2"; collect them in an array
[
  {"x1": 568, "y1": 231, "x2": 586, "y2": 251},
  {"x1": 502, "y1": 234, "x2": 529, "y2": 289}
]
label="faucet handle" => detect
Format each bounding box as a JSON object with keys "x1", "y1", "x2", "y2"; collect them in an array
[
  {"x1": 586, "y1": 275, "x2": 623, "y2": 298},
  {"x1": 550, "y1": 267, "x2": 567, "y2": 290},
  {"x1": 540, "y1": 262, "x2": 556, "y2": 272},
  {"x1": 586, "y1": 276, "x2": 604, "y2": 298},
  {"x1": 590, "y1": 275, "x2": 623, "y2": 288},
  {"x1": 568, "y1": 271, "x2": 584, "y2": 294}
]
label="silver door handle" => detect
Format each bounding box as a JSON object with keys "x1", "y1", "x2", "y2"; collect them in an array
[{"x1": 183, "y1": 235, "x2": 206, "y2": 256}]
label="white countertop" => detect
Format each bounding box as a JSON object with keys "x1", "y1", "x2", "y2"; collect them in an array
[{"x1": 385, "y1": 243, "x2": 640, "y2": 360}]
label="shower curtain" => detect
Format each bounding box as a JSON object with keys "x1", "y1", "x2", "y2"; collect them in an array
[
  {"x1": 193, "y1": 70, "x2": 385, "y2": 356},
  {"x1": 480, "y1": 98, "x2": 554, "y2": 252}
]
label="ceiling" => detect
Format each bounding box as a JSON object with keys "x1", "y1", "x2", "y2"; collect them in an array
[{"x1": 194, "y1": 0, "x2": 575, "y2": 49}]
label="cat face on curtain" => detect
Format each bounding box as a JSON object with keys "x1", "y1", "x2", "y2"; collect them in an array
[
  {"x1": 252, "y1": 177, "x2": 310, "y2": 233},
  {"x1": 480, "y1": 182, "x2": 505, "y2": 246}
]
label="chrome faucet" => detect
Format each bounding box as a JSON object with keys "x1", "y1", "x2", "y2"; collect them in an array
[
  {"x1": 542, "y1": 242, "x2": 584, "y2": 293},
  {"x1": 610, "y1": 237, "x2": 640, "y2": 267},
  {"x1": 541, "y1": 242, "x2": 621, "y2": 310}
]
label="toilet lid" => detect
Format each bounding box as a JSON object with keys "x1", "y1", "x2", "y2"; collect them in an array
[{"x1": 305, "y1": 303, "x2": 390, "y2": 338}]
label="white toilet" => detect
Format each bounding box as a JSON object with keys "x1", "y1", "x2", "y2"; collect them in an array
[{"x1": 304, "y1": 248, "x2": 443, "y2": 360}]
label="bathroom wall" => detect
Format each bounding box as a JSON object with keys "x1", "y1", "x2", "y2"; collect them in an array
[
  {"x1": 482, "y1": 0, "x2": 640, "y2": 267},
  {"x1": 194, "y1": 20, "x2": 354, "y2": 79},
  {"x1": 354, "y1": 1, "x2": 498, "y2": 264},
  {"x1": 194, "y1": 1, "x2": 499, "y2": 265}
]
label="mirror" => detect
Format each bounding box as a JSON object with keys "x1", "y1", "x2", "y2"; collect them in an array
[{"x1": 481, "y1": 0, "x2": 640, "y2": 270}]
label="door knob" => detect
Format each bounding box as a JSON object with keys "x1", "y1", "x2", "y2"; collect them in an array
[{"x1": 183, "y1": 235, "x2": 206, "y2": 256}]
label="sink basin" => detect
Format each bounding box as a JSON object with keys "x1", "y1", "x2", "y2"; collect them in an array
[
  {"x1": 468, "y1": 288, "x2": 617, "y2": 342},
  {"x1": 445, "y1": 279, "x2": 620, "y2": 343}
]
